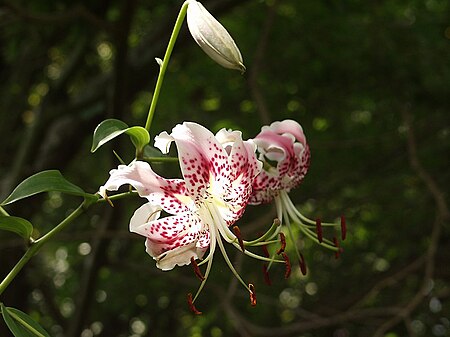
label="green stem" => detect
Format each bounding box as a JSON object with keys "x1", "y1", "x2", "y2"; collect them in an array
[
  {"x1": 0, "y1": 198, "x2": 95, "y2": 296},
  {"x1": 143, "y1": 156, "x2": 179, "y2": 163},
  {"x1": 144, "y1": 0, "x2": 190, "y2": 132}
]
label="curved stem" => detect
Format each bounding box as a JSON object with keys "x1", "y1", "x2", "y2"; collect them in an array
[
  {"x1": 144, "y1": 0, "x2": 189, "y2": 132},
  {"x1": 0, "y1": 198, "x2": 96, "y2": 296}
]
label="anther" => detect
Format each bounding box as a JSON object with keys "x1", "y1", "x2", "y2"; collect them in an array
[
  {"x1": 340, "y1": 215, "x2": 347, "y2": 241},
  {"x1": 190, "y1": 257, "x2": 205, "y2": 281},
  {"x1": 187, "y1": 293, "x2": 202, "y2": 315},
  {"x1": 232, "y1": 226, "x2": 245, "y2": 252},
  {"x1": 282, "y1": 253, "x2": 291, "y2": 279},
  {"x1": 333, "y1": 236, "x2": 341, "y2": 259},
  {"x1": 273, "y1": 218, "x2": 281, "y2": 227},
  {"x1": 299, "y1": 253, "x2": 307, "y2": 276},
  {"x1": 316, "y1": 218, "x2": 323, "y2": 243},
  {"x1": 262, "y1": 264, "x2": 272, "y2": 286},
  {"x1": 276, "y1": 232, "x2": 286, "y2": 255},
  {"x1": 249, "y1": 284, "x2": 257, "y2": 307},
  {"x1": 261, "y1": 244, "x2": 270, "y2": 258}
]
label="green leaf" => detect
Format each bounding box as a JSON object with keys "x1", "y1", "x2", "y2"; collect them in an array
[
  {"x1": 126, "y1": 126, "x2": 151, "y2": 152},
  {"x1": 91, "y1": 119, "x2": 150, "y2": 153},
  {"x1": 91, "y1": 119, "x2": 129, "y2": 152},
  {"x1": 1, "y1": 170, "x2": 87, "y2": 205},
  {"x1": 0, "y1": 216, "x2": 33, "y2": 239},
  {"x1": 1, "y1": 303, "x2": 50, "y2": 337}
]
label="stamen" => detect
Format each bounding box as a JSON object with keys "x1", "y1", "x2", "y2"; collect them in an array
[
  {"x1": 282, "y1": 253, "x2": 291, "y2": 279},
  {"x1": 276, "y1": 232, "x2": 286, "y2": 255},
  {"x1": 262, "y1": 264, "x2": 272, "y2": 286},
  {"x1": 190, "y1": 257, "x2": 205, "y2": 281},
  {"x1": 299, "y1": 253, "x2": 307, "y2": 276},
  {"x1": 340, "y1": 215, "x2": 347, "y2": 241},
  {"x1": 232, "y1": 225, "x2": 245, "y2": 252},
  {"x1": 249, "y1": 284, "x2": 257, "y2": 306},
  {"x1": 104, "y1": 193, "x2": 114, "y2": 207},
  {"x1": 316, "y1": 218, "x2": 323, "y2": 243},
  {"x1": 187, "y1": 293, "x2": 202, "y2": 315},
  {"x1": 261, "y1": 244, "x2": 270, "y2": 258}
]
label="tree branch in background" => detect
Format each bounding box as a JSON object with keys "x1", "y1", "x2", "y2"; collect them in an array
[
  {"x1": 247, "y1": 0, "x2": 279, "y2": 124},
  {"x1": 371, "y1": 107, "x2": 450, "y2": 337}
]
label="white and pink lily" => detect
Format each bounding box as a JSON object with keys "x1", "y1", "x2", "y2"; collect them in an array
[
  {"x1": 100, "y1": 122, "x2": 283, "y2": 309},
  {"x1": 250, "y1": 120, "x2": 345, "y2": 271}
]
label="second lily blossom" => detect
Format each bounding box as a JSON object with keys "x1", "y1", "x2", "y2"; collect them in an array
[{"x1": 250, "y1": 120, "x2": 345, "y2": 273}]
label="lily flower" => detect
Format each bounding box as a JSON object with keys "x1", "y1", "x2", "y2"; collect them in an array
[
  {"x1": 100, "y1": 122, "x2": 284, "y2": 310},
  {"x1": 249, "y1": 120, "x2": 345, "y2": 273}
]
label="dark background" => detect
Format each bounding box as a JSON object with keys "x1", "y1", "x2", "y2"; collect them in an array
[{"x1": 0, "y1": 0, "x2": 449, "y2": 336}]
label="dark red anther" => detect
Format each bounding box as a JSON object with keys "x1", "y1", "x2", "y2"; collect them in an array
[
  {"x1": 187, "y1": 293, "x2": 202, "y2": 315},
  {"x1": 333, "y1": 236, "x2": 341, "y2": 259},
  {"x1": 262, "y1": 264, "x2": 272, "y2": 286},
  {"x1": 340, "y1": 215, "x2": 347, "y2": 241},
  {"x1": 316, "y1": 218, "x2": 323, "y2": 243},
  {"x1": 190, "y1": 257, "x2": 205, "y2": 281},
  {"x1": 232, "y1": 226, "x2": 245, "y2": 252},
  {"x1": 261, "y1": 244, "x2": 270, "y2": 258},
  {"x1": 249, "y1": 284, "x2": 257, "y2": 307},
  {"x1": 276, "y1": 232, "x2": 286, "y2": 255},
  {"x1": 282, "y1": 253, "x2": 291, "y2": 279},
  {"x1": 299, "y1": 253, "x2": 307, "y2": 276}
]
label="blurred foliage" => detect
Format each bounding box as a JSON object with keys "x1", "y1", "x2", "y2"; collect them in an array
[{"x1": 0, "y1": 0, "x2": 449, "y2": 336}]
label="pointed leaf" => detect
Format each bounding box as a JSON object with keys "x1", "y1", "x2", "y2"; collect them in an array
[
  {"x1": 1, "y1": 304, "x2": 50, "y2": 337},
  {"x1": 0, "y1": 216, "x2": 33, "y2": 239},
  {"x1": 91, "y1": 119, "x2": 150, "y2": 153},
  {"x1": 91, "y1": 119, "x2": 129, "y2": 152},
  {"x1": 2, "y1": 170, "x2": 86, "y2": 205}
]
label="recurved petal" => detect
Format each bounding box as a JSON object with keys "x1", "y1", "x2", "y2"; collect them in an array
[
  {"x1": 132, "y1": 210, "x2": 206, "y2": 259},
  {"x1": 129, "y1": 202, "x2": 162, "y2": 233},
  {"x1": 100, "y1": 161, "x2": 192, "y2": 214},
  {"x1": 262, "y1": 119, "x2": 307, "y2": 146},
  {"x1": 154, "y1": 131, "x2": 174, "y2": 154},
  {"x1": 99, "y1": 161, "x2": 161, "y2": 197},
  {"x1": 150, "y1": 240, "x2": 208, "y2": 271}
]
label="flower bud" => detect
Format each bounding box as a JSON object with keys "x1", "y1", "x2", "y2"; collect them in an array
[{"x1": 187, "y1": 0, "x2": 246, "y2": 73}]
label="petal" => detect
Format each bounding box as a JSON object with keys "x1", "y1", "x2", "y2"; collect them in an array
[
  {"x1": 226, "y1": 137, "x2": 262, "y2": 206},
  {"x1": 150, "y1": 240, "x2": 208, "y2": 271},
  {"x1": 154, "y1": 131, "x2": 174, "y2": 154},
  {"x1": 169, "y1": 122, "x2": 229, "y2": 202},
  {"x1": 99, "y1": 161, "x2": 162, "y2": 197},
  {"x1": 129, "y1": 202, "x2": 161, "y2": 233},
  {"x1": 100, "y1": 161, "x2": 193, "y2": 214},
  {"x1": 132, "y1": 211, "x2": 207, "y2": 257},
  {"x1": 263, "y1": 120, "x2": 306, "y2": 146}
]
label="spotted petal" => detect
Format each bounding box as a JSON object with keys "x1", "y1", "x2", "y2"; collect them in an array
[
  {"x1": 130, "y1": 203, "x2": 209, "y2": 270},
  {"x1": 156, "y1": 122, "x2": 230, "y2": 203},
  {"x1": 250, "y1": 120, "x2": 310, "y2": 204},
  {"x1": 99, "y1": 161, "x2": 193, "y2": 214}
]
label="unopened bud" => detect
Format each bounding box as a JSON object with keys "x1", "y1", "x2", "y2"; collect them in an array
[{"x1": 187, "y1": 0, "x2": 245, "y2": 73}]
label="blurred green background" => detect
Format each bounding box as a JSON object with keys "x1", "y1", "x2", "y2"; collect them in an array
[{"x1": 0, "y1": 0, "x2": 449, "y2": 336}]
